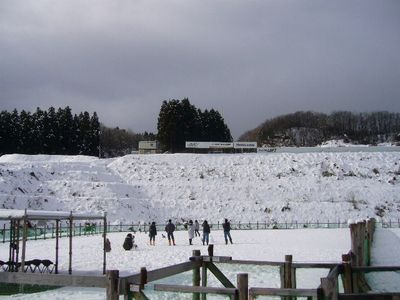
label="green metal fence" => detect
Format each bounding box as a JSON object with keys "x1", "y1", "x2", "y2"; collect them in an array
[{"x1": 0, "y1": 219, "x2": 397, "y2": 243}]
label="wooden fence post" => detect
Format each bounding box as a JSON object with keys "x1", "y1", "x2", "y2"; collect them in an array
[
  {"x1": 106, "y1": 270, "x2": 119, "y2": 300},
  {"x1": 192, "y1": 250, "x2": 201, "y2": 300},
  {"x1": 342, "y1": 254, "x2": 353, "y2": 293},
  {"x1": 140, "y1": 267, "x2": 147, "y2": 290},
  {"x1": 237, "y1": 273, "x2": 248, "y2": 300},
  {"x1": 280, "y1": 255, "x2": 296, "y2": 300},
  {"x1": 208, "y1": 244, "x2": 214, "y2": 257},
  {"x1": 320, "y1": 277, "x2": 338, "y2": 300},
  {"x1": 201, "y1": 261, "x2": 207, "y2": 300},
  {"x1": 349, "y1": 222, "x2": 360, "y2": 292}
]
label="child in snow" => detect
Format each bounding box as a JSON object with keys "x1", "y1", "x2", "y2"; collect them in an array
[
  {"x1": 194, "y1": 220, "x2": 200, "y2": 237},
  {"x1": 188, "y1": 220, "x2": 195, "y2": 245}
]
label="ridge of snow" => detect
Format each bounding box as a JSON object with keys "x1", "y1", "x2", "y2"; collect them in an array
[{"x1": 0, "y1": 152, "x2": 399, "y2": 224}]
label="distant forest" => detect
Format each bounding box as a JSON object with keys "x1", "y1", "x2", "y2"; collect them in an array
[
  {"x1": 0, "y1": 107, "x2": 154, "y2": 157},
  {"x1": 239, "y1": 111, "x2": 400, "y2": 147},
  {"x1": 3, "y1": 108, "x2": 399, "y2": 157}
]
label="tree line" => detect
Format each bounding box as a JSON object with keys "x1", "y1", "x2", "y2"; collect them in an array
[
  {"x1": 0, "y1": 107, "x2": 100, "y2": 156},
  {"x1": 100, "y1": 127, "x2": 155, "y2": 157},
  {"x1": 0, "y1": 100, "x2": 232, "y2": 156},
  {"x1": 239, "y1": 111, "x2": 400, "y2": 146},
  {"x1": 157, "y1": 98, "x2": 232, "y2": 152}
]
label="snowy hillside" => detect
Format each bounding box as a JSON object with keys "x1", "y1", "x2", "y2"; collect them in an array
[{"x1": 0, "y1": 151, "x2": 399, "y2": 223}]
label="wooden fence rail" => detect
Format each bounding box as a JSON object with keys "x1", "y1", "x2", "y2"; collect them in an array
[
  {"x1": 3, "y1": 218, "x2": 400, "y2": 300},
  {"x1": 0, "y1": 270, "x2": 117, "y2": 300},
  {"x1": 249, "y1": 287, "x2": 320, "y2": 299}
]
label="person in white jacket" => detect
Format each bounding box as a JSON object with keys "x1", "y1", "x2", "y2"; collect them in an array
[
  {"x1": 188, "y1": 220, "x2": 195, "y2": 245},
  {"x1": 194, "y1": 220, "x2": 200, "y2": 237}
]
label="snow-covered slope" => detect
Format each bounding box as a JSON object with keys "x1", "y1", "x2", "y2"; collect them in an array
[{"x1": 0, "y1": 151, "x2": 399, "y2": 223}]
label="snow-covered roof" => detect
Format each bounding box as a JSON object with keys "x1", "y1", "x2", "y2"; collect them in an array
[{"x1": 0, "y1": 209, "x2": 105, "y2": 220}]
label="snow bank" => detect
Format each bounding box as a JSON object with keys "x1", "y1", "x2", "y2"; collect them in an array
[{"x1": 0, "y1": 152, "x2": 399, "y2": 223}]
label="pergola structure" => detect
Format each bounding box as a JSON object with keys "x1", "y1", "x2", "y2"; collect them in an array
[{"x1": 0, "y1": 209, "x2": 107, "y2": 275}]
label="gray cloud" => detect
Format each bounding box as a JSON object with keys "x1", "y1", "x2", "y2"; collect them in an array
[{"x1": 1, "y1": 0, "x2": 400, "y2": 138}]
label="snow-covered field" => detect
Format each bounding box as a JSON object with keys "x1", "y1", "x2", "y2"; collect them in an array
[
  {"x1": 0, "y1": 228, "x2": 350, "y2": 299},
  {"x1": 1, "y1": 150, "x2": 400, "y2": 298},
  {"x1": 0, "y1": 151, "x2": 400, "y2": 224}
]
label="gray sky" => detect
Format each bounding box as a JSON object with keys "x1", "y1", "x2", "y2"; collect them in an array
[{"x1": 1, "y1": 0, "x2": 400, "y2": 139}]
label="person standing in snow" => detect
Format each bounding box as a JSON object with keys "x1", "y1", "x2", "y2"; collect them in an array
[
  {"x1": 187, "y1": 220, "x2": 195, "y2": 245},
  {"x1": 202, "y1": 220, "x2": 211, "y2": 245},
  {"x1": 149, "y1": 221, "x2": 157, "y2": 246},
  {"x1": 194, "y1": 220, "x2": 200, "y2": 237},
  {"x1": 165, "y1": 219, "x2": 176, "y2": 246},
  {"x1": 222, "y1": 219, "x2": 233, "y2": 244},
  {"x1": 103, "y1": 234, "x2": 111, "y2": 252}
]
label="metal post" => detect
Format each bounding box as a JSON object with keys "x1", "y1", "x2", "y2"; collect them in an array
[
  {"x1": 21, "y1": 210, "x2": 28, "y2": 272},
  {"x1": 68, "y1": 212, "x2": 73, "y2": 274},
  {"x1": 56, "y1": 219, "x2": 59, "y2": 274},
  {"x1": 16, "y1": 219, "x2": 20, "y2": 271},
  {"x1": 8, "y1": 220, "x2": 13, "y2": 266},
  {"x1": 103, "y1": 213, "x2": 107, "y2": 275}
]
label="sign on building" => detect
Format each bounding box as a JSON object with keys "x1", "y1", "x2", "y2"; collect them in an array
[
  {"x1": 186, "y1": 141, "x2": 257, "y2": 149},
  {"x1": 139, "y1": 141, "x2": 160, "y2": 154},
  {"x1": 233, "y1": 142, "x2": 257, "y2": 149}
]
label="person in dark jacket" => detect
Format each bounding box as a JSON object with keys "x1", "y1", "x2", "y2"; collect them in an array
[
  {"x1": 149, "y1": 221, "x2": 157, "y2": 246},
  {"x1": 165, "y1": 219, "x2": 176, "y2": 246},
  {"x1": 123, "y1": 233, "x2": 134, "y2": 250},
  {"x1": 202, "y1": 220, "x2": 211, "y2": 245},
  {"x1": 222, "y1": 219, "x2": 233, "y2": 244}
]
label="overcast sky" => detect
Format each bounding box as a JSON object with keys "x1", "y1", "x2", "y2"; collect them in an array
[{"x1": 1, "y1": 0, "x2": 400, "y2": 138}]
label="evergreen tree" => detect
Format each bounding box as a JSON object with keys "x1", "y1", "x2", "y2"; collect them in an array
[
  {"x1": 0, "y1": 111, "x2": 12, "y2": 154},
  {"x1": 89, "y1": 112, "x2": 100, "y2": 156},
  {"x1": 57, "y1": 106, "x2": 75, "y2": 154},
  {"x1": 157, "y1": 98, "x2": 232, "y2": 152},
  {"x1": 19, "y1": 110, "x2": 35, "y2": 154},
  {"x1": 10, "y1": 109, "x2": 21, "y2": 153},
  {"x1": 45, "y1": 107, "x2": 58, "y2": 154},
  {"x1": 0, "y1": 106, "x2": 101, "y2": 156},
  {"x1": 77, "y1": 111, "x2": 92, "y2": 155},
  {"x1": 200, "y1": 109, "x2": 232, "y2": 142}
]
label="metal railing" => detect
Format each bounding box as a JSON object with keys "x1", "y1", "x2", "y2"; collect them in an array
[{"x1": 0, "y1": 219, "x2": 397, "y2": 243}]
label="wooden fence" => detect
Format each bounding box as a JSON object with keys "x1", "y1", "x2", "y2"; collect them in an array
[{"x1": 2, "y1": 218, "x2": 400, "y2": 299}]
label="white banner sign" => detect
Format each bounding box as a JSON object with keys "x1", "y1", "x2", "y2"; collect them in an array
[
  {"x1": 210, "y1": 142, "x2": 234, "y2": 148},
  {"x1": 234, "y1": 142, "x2": 257, "y2": 149},
  {"x1": 185, "y1": 141, "x2": 234, "y2": 149},
  {"x1": 185, "y1": 141, "x2": 212, "y2": 149}
]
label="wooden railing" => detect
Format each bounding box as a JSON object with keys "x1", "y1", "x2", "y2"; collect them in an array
[{"x1": 2, "y1": 218, "x2": 400, "y2": 300}]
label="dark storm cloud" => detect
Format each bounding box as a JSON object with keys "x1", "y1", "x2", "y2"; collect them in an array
[{"x1": 1, "y1": 0, "x2": 400, "y2": 138}]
